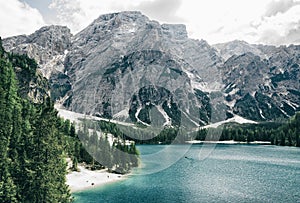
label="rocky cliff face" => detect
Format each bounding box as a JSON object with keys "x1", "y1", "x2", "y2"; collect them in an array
[
  {"x1": 3, "y1": 25, "x2": 73, "y2": 101},
  {"x1": 3, "y1": 11, "x2": 300, "y2": 124},
  {"x1": 214, "y1": 40, "x2": 267, "y2": 60},
  {"x1": 219, "y1": 43, "x2": 300, "y2": 121},
  {"x1": 62, "y1": 11, "x2": 222, "y2": 127},
  {"x1": 3, "y1": 25, "x2": 72, "y2": 76},
  {"x1": 0, "y1": 39, "x2": 50, "y2": 103}
]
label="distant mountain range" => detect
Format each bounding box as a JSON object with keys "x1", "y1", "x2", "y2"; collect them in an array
[{"x1": 3, "y1": 11, "x2": 300, "y2": 127}]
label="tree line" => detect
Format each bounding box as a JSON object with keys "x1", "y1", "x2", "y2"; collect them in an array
[
  {"x1": 0, "y1": 39, "x2": 139, "y2": 202},
  {"x1": 0, "y1": 38, "x2": 72, "y2": 202},
  {"x1": 193, "y1": 114, "x2": 300, "y2": 147},
  {"x1": 1, "y1": 35, "x2": 299, "y2": 202},
  {"x1": 77, "y1": 119, "x2": 139, "y2": 174},
  {"x1": 112, "y1": 110, "x2": 300, "y2": 147}
]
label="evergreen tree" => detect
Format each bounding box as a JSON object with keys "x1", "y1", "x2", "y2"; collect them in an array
[
  {"x1": 0, "y1": 42, "x2": 73, "y2": 202},
  {"x1": 24, "y1": 98, "x2": 71, "y2": 202},
  {"x1": 70, "y1": 122, "x2": 76, "y2": 138},
  {"x1": 0, "y1": 52, "x2": 19, "y2": 202},
  {"x1": 0, "y1": 169, "x2": 18, "y2": 203}
]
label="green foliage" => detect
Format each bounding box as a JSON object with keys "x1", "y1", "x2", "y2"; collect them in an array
[
  {"x1": 0, "y1": 171, "x2": 18, "y2": 203},
  {"x1": 103, "y1": 122, "x2": 191, "y2": 145},
  {"x1": 277, "y1": 112, "x2": 300, "y2": 147},
  {"x1": 193, "y1": 113, "x2": 300, "y2": 147},
  {"x1": 0, "y1": 37, "x2": 5, "y2": 57},
  {"x1": 9, "y1": 53, "x2": 38, "y2": 77},
  {"x1": 0, "y1": 44, "x2": 72, "y2": 202},
  {"x1": 75, "y1": 119, "x2": 139, "y2": 174},
  {"x1": 0, "y1": 47, "x2": 20, "y2": 203}
]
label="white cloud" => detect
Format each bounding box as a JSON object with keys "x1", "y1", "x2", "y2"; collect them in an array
[
  {"x1": 135, "y1": 0, "x2": 184, "y2": 22},
  {"x1": 257, "y1": 5, "x2": 300, "y2": 45},
  {"x1": 177, "y1": 0, "x2": 268, "y2": 44},
  {"x1": 0, "y1": 0, "x2": 46, "y2": 38},
  {"x1": 177, "y1": 0, "x2": 300, "y2": 45},
  {"x1": 49, "y1": 0, "x2": 143, "y2": 34},
  {"x1": 265, "y1": 0, "x2": 300, "y2": 17},
  {"x1": 48, "y1": 0, "x2": 300, "y2": 45},
  {"x1": 49, "y1": 0, "x2": 186, "y2": 34},
  {"x1": 3, "y1": 0, "x2": 299, "y2": 45}
]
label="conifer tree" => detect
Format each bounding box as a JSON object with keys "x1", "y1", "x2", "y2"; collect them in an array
[
  {"x1": 24, "y1": 98, "x2": 71, "y2": 202},
  {"x1": 0, "y1": 41, "x2": 72, "y2": 202},
  {"x1": 0, "y1": 52, "x2": 19, "y2": 202}
]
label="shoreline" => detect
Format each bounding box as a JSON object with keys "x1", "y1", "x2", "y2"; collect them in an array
[
  {"x1": 66, "y1": 165, "x2": 127, "y2": 192},
  {"x1": 185, "y1": 140, "x2": 271, "y2": 145}
]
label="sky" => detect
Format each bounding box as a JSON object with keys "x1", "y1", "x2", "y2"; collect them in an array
[{"x1": 0, "y1": 0, "x2": 299, "y2": 45}]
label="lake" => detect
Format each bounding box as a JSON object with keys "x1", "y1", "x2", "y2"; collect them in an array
[{"x1": 73, "y1": 144, "x2": 300, "y2": 203}]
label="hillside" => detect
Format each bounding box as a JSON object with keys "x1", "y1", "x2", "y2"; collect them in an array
[{"x1": 3, "y1": 11, "x2": 300, "y2": 127}]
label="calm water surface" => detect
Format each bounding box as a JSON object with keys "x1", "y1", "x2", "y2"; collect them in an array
[{"x1": 73, "y1": 144, "x2": 300, "y2": 203}]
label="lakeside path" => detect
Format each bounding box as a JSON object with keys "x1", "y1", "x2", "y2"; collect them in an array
[{"x1": 66, "y1": 165, "x2": 127, "y2": 192}]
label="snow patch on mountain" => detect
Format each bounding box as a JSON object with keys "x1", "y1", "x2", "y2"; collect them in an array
[
  {"x1": 203, "y1": 115, "x2": 257, "y2": 129},
  {"x1": 56, "y1": 106, "x2": 135, "y2": 127}
]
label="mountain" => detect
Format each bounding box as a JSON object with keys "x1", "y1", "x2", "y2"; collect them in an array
[
  {"x1": 220, "y1": 43, "x2": 300, "y2": 121},
  {"x1": 213, "y1": 40, "x2": 267, "y2": 60},
  {"x1": 2, "y1": 11, "x2": 300, "y2": 125},
  {"x1": 3, "y1": 25, "x2": 72, "y2": 77},
  {"x1": 0, "y1": 38, "x2": 50, "y2": 103},
  {"x1": 3, "y1": 25, "x2": 72, "y2": 101},
  {"x1": 0, "y1": 38, "x2": 72, "y2": 202},
  {"x1": 62, "y1": 11, "x2": 224, "y2": 127}
]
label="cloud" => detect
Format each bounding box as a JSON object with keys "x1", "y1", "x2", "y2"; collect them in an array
[
  {"x1": 21, "y1": 0, "x2": 300, "y2": 46},
  {"x1": 0, "y1": 0, "x2": 45, "y2": 38},
  {"x1": 265, "y1": 0, "x2": 300, "y2": 17},
  {"x1": 49, "y1": 0, "x2": 142, "y2": 33},
  {"x1": 259, "y1": 24, "x2": 300, "y2": 45},
  {"x1": 179, "y1": 0, "x2": 270, "y2": 44},
  {"x1": 48, "y1": 0, "x2": 84, "y2": 32},
  {"x1": 48, "y1": 0, "x2": 184, "y2": 34},
  {"x1": 182, "y1": 0, "x2": 300, "y2": 45},
  {"x1": 285, "y1": 24, "x2": 300, "y2": 44},
  {"x1": 257, "y1": 5, "x2": 300, "y2": 45},
  {"x1": 134, "y1": 0, "x2": 184, "y2": 22}
]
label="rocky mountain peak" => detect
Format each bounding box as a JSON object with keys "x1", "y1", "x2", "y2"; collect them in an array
[
  {"x1": 3, "y1": 25, "x2": 72, "y2": 55},
  {"x1": 214, "y1": 40, "x2": 265, "y2": 60},
  {"x1": 75, "y1": 11, "x2": 153, "y2": 38},
  {"x1": 97, "y1": 11, "x2": 144, "y2": 21},
  {"x1": 161, "y1": 24, "x2": 188, "y2": 40},
  {"x1": 2, "y1": 25, "x2": 73, "y2": 103},
  {"x1": 3, "y1": 11, "x2": 300, "y2": 124},
  {"x1": 225, "y1": 52, "x2": 260, "y2": 65},
  {"x1": 29, "y1": 25, "x2": 72, "y2": 54}
]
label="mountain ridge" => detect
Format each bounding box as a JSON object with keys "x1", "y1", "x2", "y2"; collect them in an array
[{"x1": 2, "y1": 11, "x2": 300, "y2": 125}]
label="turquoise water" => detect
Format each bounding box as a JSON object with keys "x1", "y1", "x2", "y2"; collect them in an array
[{"x1": 73, "y1": 144, "x2": 300, "y2": 203}]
